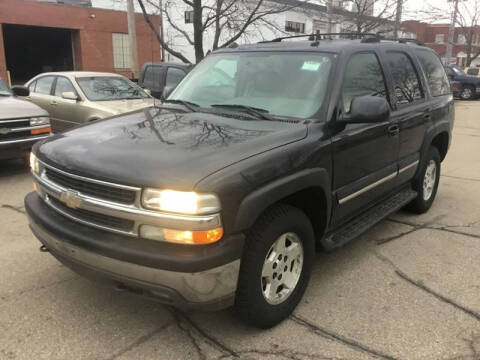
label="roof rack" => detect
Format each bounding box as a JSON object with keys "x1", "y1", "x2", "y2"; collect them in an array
[
  {"x1": 397, "y1": 38, "x2": 426, "y2": 46},
  {"x1": 265, "y1": 32, "x2": 381, "y2": 43}
]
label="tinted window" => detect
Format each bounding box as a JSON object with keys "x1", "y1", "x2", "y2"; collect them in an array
[
  {"x1": 165, "y1": 68, "x2": 186, "y2": 88},
  {"x1": 342, "y1": 53, "x2": 388, "y2": 113},
  {"x1": 386, "y1": 52, "x2": 423, "y2": 105},
  {"x1": 415, "y1": 50, "x2": 451, "y2": 97},
  {"x1": 0, "y1": 79, "x2": 12, "y2": 96},
  {"x1": 54, "y1": 77, "x2": 76, "y2": 97},
  {"x1": 467, "y1": 68, "x2": 479, "y2": 76},
  {"x1": 142, "y1": 66, "x2": 164, "y2": 90},
  {"x1": 35, "y1": 76, "x2": 55, "y2": 95}
]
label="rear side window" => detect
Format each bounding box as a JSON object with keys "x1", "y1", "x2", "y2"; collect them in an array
[
  {"x1": 142, "y1": 66, "x2": 164, "y2": 90},
  {"x1": 415, "y1": 50, "x2": 451, "y2": 97},
  {"x1": 35, "y1": 76, "x2": 55, "y2": 95},
  {"x1": 467, "y1": 68, "x2": 479, "y2": 76},
  {"x1": 342, "y1": 52, "x2": 388, "y2": 113},
  {"x1": 385, "y1": 52, "x2": 423, "y2": 105},
  {"x1": 165, "y1": 67, "x2": 186, "y2": 88}
]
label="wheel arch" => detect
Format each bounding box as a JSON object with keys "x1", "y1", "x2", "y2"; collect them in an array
[
  {"x1": 431, "y1": 131, "x2": 449, "y2": 161},
  {"x1": 233, "y1": 168, "x2": 332, "y2": 242}
]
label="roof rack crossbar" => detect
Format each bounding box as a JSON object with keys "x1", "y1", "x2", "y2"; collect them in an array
[
  {"x1": 268, "y1": 32, "x2": 381, "y2": 43},
  {"x1": 397, "y1": 38, "x2": 426, "y2": 46}
]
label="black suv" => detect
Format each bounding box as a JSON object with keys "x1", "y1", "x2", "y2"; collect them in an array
[
  {"x1": 25, "y1": 35, "x2": 454, "y2": 328},
  {"x1": 138, "y1": 62, "x2": 192, "y2": 99},
  {"x1": 445, "y1": 64, "x2": 480, "y2": 100}
]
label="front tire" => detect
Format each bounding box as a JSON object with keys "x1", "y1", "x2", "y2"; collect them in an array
[
  {"x1": 406, "y1": 147, "x2": 441, "y2": 214},
  {"x1": 234, "y1": 205, "x2": 314, "y2": 328}
]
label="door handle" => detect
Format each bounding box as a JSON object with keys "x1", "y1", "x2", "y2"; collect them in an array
[
  {"x1": 423, "y1": 113, "x2": 431, "y2": 120},
  {"x1": 388, "y1": 124, "x2": 400, "y2": 137}
]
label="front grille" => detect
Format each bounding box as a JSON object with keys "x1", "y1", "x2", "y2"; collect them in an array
[
  {"x1": 45, "y1": 167, "x2": 137, "y2": 205},
  {"x1": 49, "y1": 196, "x2": 134, "y2": 232},
  {"x1": 0, "y1": 120, "x2": 30, "y2": 129}
]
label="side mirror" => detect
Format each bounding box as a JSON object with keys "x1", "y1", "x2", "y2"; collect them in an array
[
  {"x1": 344, "y1": 96, "x2": 390, "y2": 124},
  {"x1": 11, "y1": 85, "x2": 29, "y2": 97},
  {"x1": 62, "y1": 92, "x2": 79, "y2": 101},
  {"x1": 161, "y1": 86, "x2": 174, "y2": 100}
]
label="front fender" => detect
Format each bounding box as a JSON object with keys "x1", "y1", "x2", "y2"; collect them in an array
[{"x1": 233, "y1": 168, "x2": 331, "y2": 233}]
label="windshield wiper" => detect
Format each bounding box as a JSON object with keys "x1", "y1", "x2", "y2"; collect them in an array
[
  {"x1": 163, "y1": 99, "x2": 200, "y2": 112},
  {"x1": 210, "y1": 104, "x2": 274, "y2": 121}
]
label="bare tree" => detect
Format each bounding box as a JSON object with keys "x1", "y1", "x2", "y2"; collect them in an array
[
  {"x1": 137, "y1": 0, "x2": 306, "y2": 64},
  {"x1": 338, "y1": 0, "x2": 400, "y2": 34}
]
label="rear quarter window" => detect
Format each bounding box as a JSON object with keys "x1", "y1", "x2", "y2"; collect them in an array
[{"x1": 415, "y1": 50, "x2": 451, "y2": 97}]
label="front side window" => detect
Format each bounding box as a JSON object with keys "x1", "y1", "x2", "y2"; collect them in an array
[
  {"x1": 76, "y1": 76, "x2": 150, "y2": 101},
  {"x1": 415, "y1": 50, "x2": 450, "y2": 97},
  {"x1": 342, "y1": 52, "x2": 388, "y2": 113},
  {"x1": 165, "y1": 68, "x2": 187, "y2": 88},
  {"x1": 169, "y1": 52, "x2": 333, "y2": 119},
  {"x1": 143, "y1": 66, "x2": 165, "y2": 90},
  {"x1": 0, "y1": 79, "x2": 12, "y2": 96},
  {"x1": 54, "y1": 77, "x2": 76, "y2": 97},
  {"x1": 385, "y1": 52, "x2": 423, "y2": 105},
  {"x1": 35, "y1": 76, "x2": 55, "y2": 95}
]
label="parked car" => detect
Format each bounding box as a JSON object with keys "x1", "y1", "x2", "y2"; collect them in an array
[
  {"x1": 26, "y1": 36, "x2": 453, "y2": 328},
  {"x1": 0, "y1": 78, "x2": 51, "y2": 161},
  {"x1": 24, "y1": 72, "x2": 155, "y2": 132},
  {"x1": 465, "y1": 67, "x2": 480, "y2": 77},
  {"x1": 138, "y1": 62, "x2": 192, "y2": 99},
  {"x1": 445, "y1": 65, "x2": 480, "y2": 100}
]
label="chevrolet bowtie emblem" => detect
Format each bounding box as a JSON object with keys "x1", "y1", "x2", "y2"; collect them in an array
[
  {"x1": 0, "y1": 128, "x2": 10, "y2": 135},
  {"x1": 60, "y1": 190, "x2": 83, "y2": 209}
]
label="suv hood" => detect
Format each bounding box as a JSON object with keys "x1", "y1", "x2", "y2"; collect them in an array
[
  {"x1": 0, "y1": 96, "x2": 47, "y2": 120},
  {"x1": 35, "y1": 107, "x2": 308, "y2": 189}
]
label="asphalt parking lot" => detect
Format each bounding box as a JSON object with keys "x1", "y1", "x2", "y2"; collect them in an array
[{"x1": 1, "y1": 101, "x2": 479, "y2": 360}]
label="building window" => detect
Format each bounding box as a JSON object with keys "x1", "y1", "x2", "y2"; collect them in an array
[
  {"x1": 458, "y1": 34, "x2": 466, "y2": 44},
  {"x1": 185, "y1": 10, "x2": 194, "y2": 24},
  {"x1": 285, "y1": 21, "x2": 305, "y2": 33},
  {"x1": 435, "y1": 34, "x2": 445, "y2": 44},
  {"x1": 112, "y1": 33, "x2": 131, "y2": 70}
]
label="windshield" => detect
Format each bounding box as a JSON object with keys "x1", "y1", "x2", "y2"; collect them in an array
[
  {"x1": 76, "y1": 76, "x2": 150, "y2": 101},
  {"x1": 0, "y1": 79, "x2": 12, "y2": 96},
  {"x1": 169, "y1": 52, "x2": 333, "y2": 119}
]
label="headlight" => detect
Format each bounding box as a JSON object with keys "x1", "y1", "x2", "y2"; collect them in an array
[
  {"x1": 30, "y1": 116, "x2": 50, "y2": 127},
  {"x1": 30, "y1": 152, "x2": 39, "y2": 174},
  {"x1": 142, "y1": 189, "x2": 220, "y2": 215}
]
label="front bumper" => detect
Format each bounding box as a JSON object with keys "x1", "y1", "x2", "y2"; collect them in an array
[
  {"x1": 25, "y1": 192, "x2": 244, "y2": 310},
  {"x1": 0, "y1": 135, "x2": 49, "y2": 160}
]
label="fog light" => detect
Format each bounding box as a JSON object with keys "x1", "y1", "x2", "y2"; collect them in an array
[{"x1": 140, "y1": 225, "x2": 223, "y2": 244}]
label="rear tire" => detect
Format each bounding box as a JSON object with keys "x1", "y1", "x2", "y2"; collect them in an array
[
  {"x1": 234, "y1": 204, "x2": 314, "y2": 328},
  {"x1": 406, "y1": 147, "x2": 441, "y2": 214}
]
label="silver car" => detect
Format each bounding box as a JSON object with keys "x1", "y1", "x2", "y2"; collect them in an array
[{"x1": 25, "y1": 72, "x2": 156, "y2": 132}]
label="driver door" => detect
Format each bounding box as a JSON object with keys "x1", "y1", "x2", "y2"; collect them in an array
[{"x1": 331, "y1": 52, "x2": 399, "y2": 226}]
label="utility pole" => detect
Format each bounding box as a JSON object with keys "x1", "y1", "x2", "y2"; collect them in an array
[
  {"x1": 393, "y1": 0, "x2": 403, "y2": 40},
  {"x1": 327, "y1": 0, "x2": 334, "y2": 33},
  {"x1": 127, "y1": 0, "x2": 139, "y2": 78},
  {"x1": 159, "y1": 0, "x2": 165, "y2": 61},
  {"x1": 446, "y1": 0, "x2": 460, "y2": 65}
]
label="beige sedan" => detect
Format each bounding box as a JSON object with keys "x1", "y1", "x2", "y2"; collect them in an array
[{"x1": 24, "y1": 72, "x2": 156, "y2": 132}]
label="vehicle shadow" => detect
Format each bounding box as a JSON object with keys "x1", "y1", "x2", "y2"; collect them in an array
[{"x1": 0, "y1": 158, "x2": 30, "y2": 177}]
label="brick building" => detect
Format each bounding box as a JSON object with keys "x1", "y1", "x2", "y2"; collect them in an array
[
  {"x1": 403, "y1": 20, "x2": 480, "y2": 67},
  {"x1": 0, "y1": 0, "x2": 161, "y2": 84}
]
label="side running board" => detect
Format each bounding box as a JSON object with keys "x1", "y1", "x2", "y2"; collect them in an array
[{"x1": 321, "y1": 188, "x2": 418, "y2": 251}]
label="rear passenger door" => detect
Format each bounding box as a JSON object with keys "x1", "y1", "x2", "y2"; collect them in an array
[
  {"x1": 28, "y1": 76, "x2": 56, "y2": 115},
  {"x1": 382, "y1": 50, "x2": 429, "y2": 184}
]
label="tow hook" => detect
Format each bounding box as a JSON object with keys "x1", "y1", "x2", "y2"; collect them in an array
[{"x1": 39, "y1": 245, "x2": 49, "y2": 252}]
